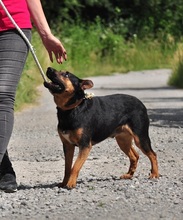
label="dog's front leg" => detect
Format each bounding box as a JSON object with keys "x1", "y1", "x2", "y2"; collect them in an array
[
  {"x1": 66, "y1": 143, "x2": 92, "y2": 189},
  {"x1": 58, "y1": 142, "x2": 75, "y2": 188}
]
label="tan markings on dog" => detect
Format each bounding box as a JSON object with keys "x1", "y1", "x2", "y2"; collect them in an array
[
  {"x1": 66, "y1": 142, "x2": 92, "y2": 188},
  {"x1": 58, "y1": 128, "x2": 83, "y2": 145},
  {"x1": 57, "y1": 132, "x2": 75, "y2": 188},
  {"x1": 146, "y1": 151, "x2": 159, "y2": 178},
  {"x1": 114, "y1": 124, "x2": 159, "y2": 179},
  {"x1": 132, "y1": 134, "x2": 159, "y2": 178},
  {"x1": 111, "y1": 124, "x2": 133, "y2": 137},
  {"x1": 53, "y1": 77, "x2": 75, "y2": 110},
  {"x1": 57, "y1": 128, "x2": 91, "y2": 189},
  {"x1": 115, "y1": 124, "x2": 139, "y2": 179}
]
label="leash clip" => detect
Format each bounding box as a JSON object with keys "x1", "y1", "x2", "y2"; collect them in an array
[{"x1": 84, "y1": 92, "x2": 95, "y2": 99}]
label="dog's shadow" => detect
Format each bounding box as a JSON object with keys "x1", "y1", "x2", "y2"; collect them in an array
[{"x1": 18, "y1": 177, "x2": 121, "y2": 191}]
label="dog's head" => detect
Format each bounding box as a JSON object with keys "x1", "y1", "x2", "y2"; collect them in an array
[{"x1": 44, "y1": 67, "x2": 93, "y2": 110}]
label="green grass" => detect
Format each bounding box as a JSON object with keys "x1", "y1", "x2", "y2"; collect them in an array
[
  {"x1": 168, "y1": 42, "x2": 183, "y2": 88},
  {"x1": 51, "y1": 23, "x2": 176, "y2": 77},
  {"x1": 15, "y1": 22, "x2": 179, "y2": 110}
]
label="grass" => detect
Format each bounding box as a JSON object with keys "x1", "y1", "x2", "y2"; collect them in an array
[
  {"x1": 51, "y1": 23, "x2": 176, "y2": 77},
  {"x1": 168, "y1": 42, "x2": 183, "y2": 88},
  {"x1": 15, "y1": 22, "x2": 180, "y2": 110}
]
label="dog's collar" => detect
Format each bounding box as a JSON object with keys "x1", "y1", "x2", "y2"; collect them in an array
[
  {"x1": 63, "y1": 98, "x2": 84, "y2": 111},
  {"x1": 58, "y1": 93, "x2": 95, "y2": 111}
]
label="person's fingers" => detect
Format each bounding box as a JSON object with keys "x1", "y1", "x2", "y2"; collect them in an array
[
  {"x1": 58, "y1": 50, "x2": 67, "y2": 63},
  {"x1": 44, "y1": 38, "x2": 67, "y2": 64},
  {"x1": 48, "y1": 51, "x2": 53, "y2": 63},
  {"x1": 62, "y1": 50, "x2": 67, "y2": 61},
  {"x1": 54, "y1": 48, "x2": 67, "y2": 64},
  {"x1": 54, "y1": 51, "x2": 62, "y2": 64}
]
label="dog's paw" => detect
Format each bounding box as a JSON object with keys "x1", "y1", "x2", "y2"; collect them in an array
[
  {"x1": 65, "y1": 181, "x2": 76, "y2": 189},
  {"x1": 57, "y1": 181, "x2": 76, "y2": 190},
  {"x1": 120, "y1": 174, "x2": 133, "y2": 179},
  {"x1": 148, "y1": 173, "x2": 159, "y2": 179}
]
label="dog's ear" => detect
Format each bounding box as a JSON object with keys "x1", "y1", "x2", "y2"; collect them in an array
[{"x1": 80, "y1": 80, "x2": 94, "y2": 90}]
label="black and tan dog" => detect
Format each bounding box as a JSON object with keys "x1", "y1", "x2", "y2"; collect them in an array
[{"x1": 44, "y1": 67, "x2": 159, "y2": 189}]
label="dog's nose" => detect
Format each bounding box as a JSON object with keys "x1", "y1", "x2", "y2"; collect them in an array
[
  {"x1": 46, "y1": 67, "x2": 56, "y2": 78},
  {"x1": 47, "y1": 67, "x2": 54, "y2": 73}
]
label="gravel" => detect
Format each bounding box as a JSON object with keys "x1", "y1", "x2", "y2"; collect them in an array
[{"x1": 0, "y1": 69, "x2": 183, "y2": 220}]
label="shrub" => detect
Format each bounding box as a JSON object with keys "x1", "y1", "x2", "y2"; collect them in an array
[{"x1": 168, "y1": 43, "x2": 183, "y2": 88}]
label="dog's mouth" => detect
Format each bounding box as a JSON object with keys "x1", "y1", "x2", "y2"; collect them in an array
[{"x1": 44, "y1": 67, "x2": 65, "y2": 93}]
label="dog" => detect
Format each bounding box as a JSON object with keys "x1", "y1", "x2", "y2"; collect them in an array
[{"x1": 44, "y1": 67, "x2": 159, "y2": 189}]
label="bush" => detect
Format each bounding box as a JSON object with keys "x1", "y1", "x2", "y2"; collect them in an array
[
  {"x1": 51, "y1": 21, "x2": 176, "y2": 76},
  {"x1": 168, "y1": 43, "x2": 183, "y2": 88},
  {"x1": 51, "y1": 21, "x2": 128, "y2": 77},
  {"x1": 15, "y1": 21, "x2": 179, "y2": 110}
]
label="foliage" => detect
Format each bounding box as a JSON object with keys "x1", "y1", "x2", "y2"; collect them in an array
[
  {"x1": 168, "y1": 43, "x2": 183, "y2": 88},
  {"x1": 61, "y1": 21, "x2": 127, "y2": 76},
  {"x1": 15, "y1": 0, "x2": 183, "y2": 110},
  {"x1": 41, "y1": 0, "x2": 183, "y2": 39},
  {"x1": 51, "y1": 22, "x2": 175, "y2": 77}
]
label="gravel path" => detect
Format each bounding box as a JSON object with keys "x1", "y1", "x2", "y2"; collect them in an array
[{"x1": 0, "y1": 69, "x2": 183, "y2": 220}]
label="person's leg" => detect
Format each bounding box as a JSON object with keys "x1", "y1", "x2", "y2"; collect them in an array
[
  {"x1": 0, "y1": 151, "x2": 15, "y2": 176},
  {"x1": 0, "y1": 29, "x2": 31, "y2": 192}
]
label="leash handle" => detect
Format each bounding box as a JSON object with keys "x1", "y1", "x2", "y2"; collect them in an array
[{"x1": 0, "y1": 0, "x2": 48, "y2": 82}]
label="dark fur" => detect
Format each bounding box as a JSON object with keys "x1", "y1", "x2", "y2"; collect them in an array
[{"x1": 44, "y1": 67, "x2": 159, "y2": 189}]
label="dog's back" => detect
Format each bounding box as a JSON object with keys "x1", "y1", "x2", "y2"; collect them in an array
[{"x1": 57, "y1": 93, "x2": 149, "y2": 144}]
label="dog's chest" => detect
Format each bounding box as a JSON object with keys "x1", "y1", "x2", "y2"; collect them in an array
[
  {"x1": 61, "y1": 130, "x2": 72, "y2": 144},
  {"x1": 58, "y1": 128, "x2": 83, "y2": 146}
]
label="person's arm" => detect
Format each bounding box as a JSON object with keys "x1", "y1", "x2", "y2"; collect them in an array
[{"x1": 26, "y1": 0, "x2": 67, "y2": 64}]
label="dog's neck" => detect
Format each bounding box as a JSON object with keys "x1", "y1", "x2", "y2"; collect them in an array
[
  {"x1": 55, "y1": 92, "x2": 94, "y2": 111},
  {"x1": 59, "y1": 98, "x2": 84, "y2": 111}
]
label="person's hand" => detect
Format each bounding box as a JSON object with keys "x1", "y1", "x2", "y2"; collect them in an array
[{"x1": 42, "y1": 34, "x2": 67, "y2": 64}]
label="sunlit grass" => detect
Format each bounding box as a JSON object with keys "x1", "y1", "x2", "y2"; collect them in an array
[
  {"x1": 52, "y1": 23, "x2": 175, "y2": 77},
  {"x1": 168, "y1": 42, "x2": 183, "y2": 88}
]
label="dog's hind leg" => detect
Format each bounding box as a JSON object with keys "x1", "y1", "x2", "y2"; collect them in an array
[
  {"x1": 133, "y1": 134, "x2": 159, "y2": 178},
  {"x1": 115, "y1": 130, "x2": 139, "y2": 179}
]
